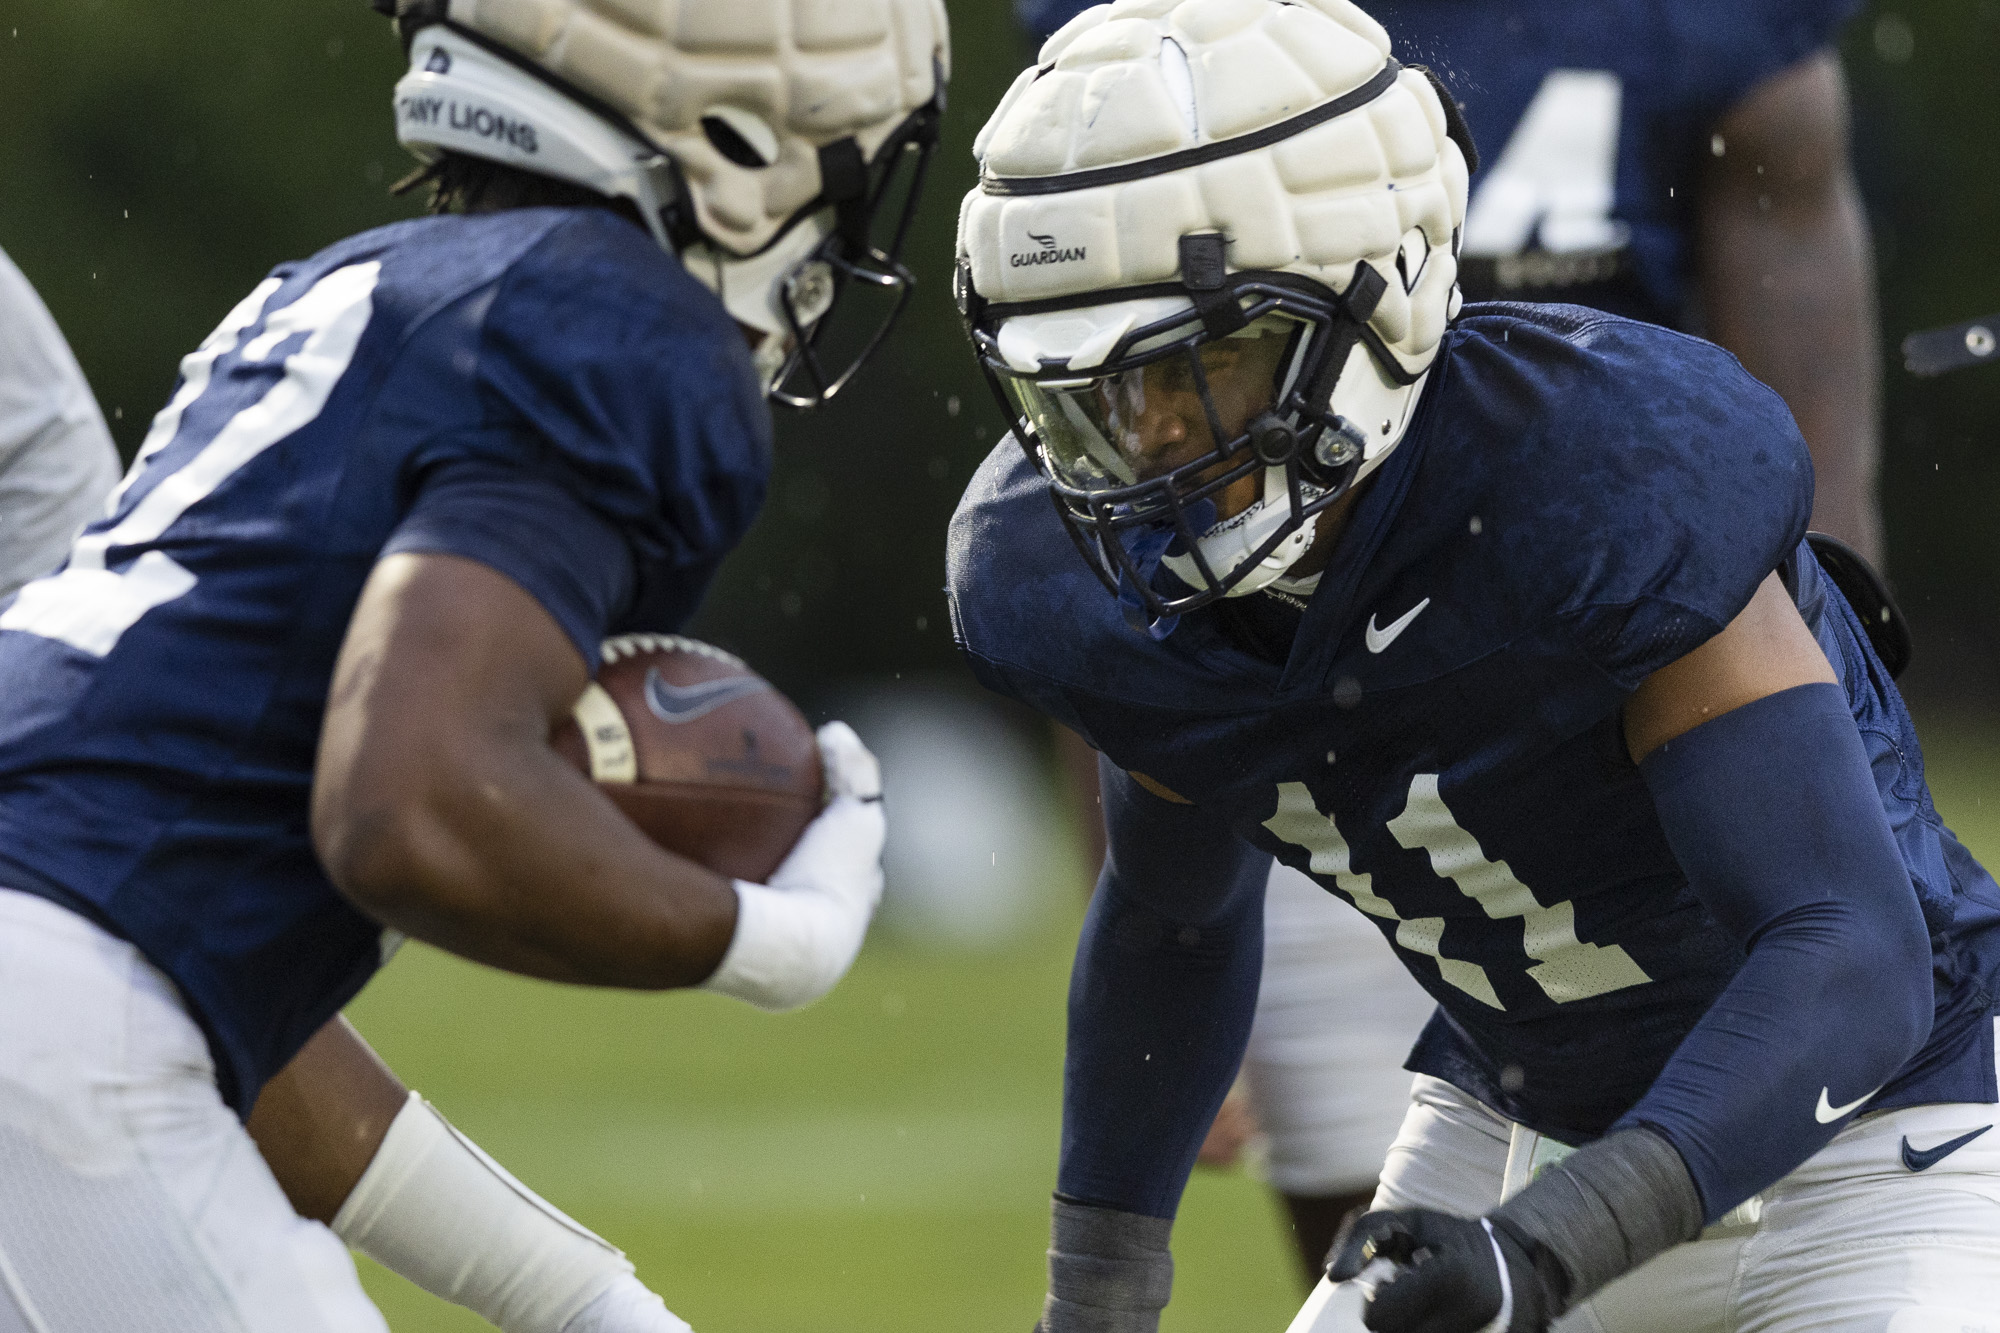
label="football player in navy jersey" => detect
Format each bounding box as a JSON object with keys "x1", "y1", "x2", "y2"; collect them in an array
[
  {"x1": 948, "y1": 3, "x2": 2000, "y2": 1330},
  {"x1": 0, "y1": 2, "x2": 946, "y2": 1330},
  {"x1": 1014, "y1": 0, "x2": 1887, "y2": 1283},
  {"x1": 1009, "y1": 0, "x2": 1880, "y2": 559}
]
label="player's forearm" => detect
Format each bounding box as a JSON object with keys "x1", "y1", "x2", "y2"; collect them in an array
[
  {"x1": 1701, "y1": 183, "x2": 1880, "y2": 559},
  {"x1": 314, "y1": 552, "x2": 739, "y2": 988},
  {"x1": 1036, "y1": 770, "x2": 1269, "y2": 1332},
  {"x1": 1057, "y1": 762, "x2": 1272, "y2": 1217},
  {"x1": 248, "y1": 1014, "x2": 409, "y2": 1223},
  {"x1": 1620, "y1": 683, "x2": 1932, "y2": 1219},
  {"x1": 253, "y1": 1019, "x2": 689, "y2": 1333},
  {"x1": 1699, "y1": 54, "x2": 1882, "y2": 563},
  {"x1": 1057, "y1": 870, "x2": 1264, "y2": 1215},
  {"x1": 317, "y1": 736, "x2": 737, "y2": 989},
  {"x1": 1040, "y1": 867, "x2": 1258, "y2": 1333}
]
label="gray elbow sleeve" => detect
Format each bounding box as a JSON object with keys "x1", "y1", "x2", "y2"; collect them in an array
[
  {"x1": 1039, "y1": 1197, "x2": 1174, "y2": 1333},
  {"x1": 1491, "y1": 1127, "x2": 1704, "y2": 1308}
]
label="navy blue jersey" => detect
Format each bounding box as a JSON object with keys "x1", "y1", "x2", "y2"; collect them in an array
[
  {"x1": 0, "y1": 208, "x2": 769, "y2": 1111},
  {"x1": 1014, "y1": 0, "x2": 1859, "y2": 327},
  {"x1": 948, "y1": 305, "x2": 2000, "y2": 1145}
]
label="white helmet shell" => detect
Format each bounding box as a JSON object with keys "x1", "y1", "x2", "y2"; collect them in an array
[
  {"x1": 960, "y1": 0, "x2": 1466, "y2": 382},
  {"x1": 957, "y1": 0, "x2": 1468, "y2": 603},
  {"x1": 395, "y1": 28, "x2": 683, "y2": 238},
  {"x1": 393, "y1": 0, "x2": 949, "y2": 259}
]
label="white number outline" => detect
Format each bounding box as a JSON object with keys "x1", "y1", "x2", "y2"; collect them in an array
[
  {"x1": 1, "y1": 263, "x2": 381, "y2": 657},
  {"x1": 1266, "y1": 775, "x2": 1651, "y2": 1010}
]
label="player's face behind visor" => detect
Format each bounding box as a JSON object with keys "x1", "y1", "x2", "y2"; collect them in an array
[
  {"x1": 977, "y1": 275, "x2": 1386, "y2": 631},
  {"x1": 958, "y1": 3, "x2": 1469, "y2": 624},
  {"x1": 1005, "y1": 315, "x2": 1296, "y2": 517}
]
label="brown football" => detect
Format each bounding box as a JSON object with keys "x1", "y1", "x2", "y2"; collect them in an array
[{"x1": 550, "y1": 634, "x2": 822, "y2": 883}]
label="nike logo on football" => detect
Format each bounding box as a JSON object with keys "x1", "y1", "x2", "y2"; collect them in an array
[
  {"x1": 1901, "y1": 1125, "x2": 1992, "y2": 1172},
  {"x1": 1814, "y1": 1084, "x2": 1883, "y2": 1124},
  {"x1": 1365, "y1": 598, "x2": 1431, "y2": 654},
  {"x1": 643, "y1": 669, "x2": 769, "y2": 724}
]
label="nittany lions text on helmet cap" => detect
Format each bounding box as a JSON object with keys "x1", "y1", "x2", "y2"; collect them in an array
[
  {"x1": 956, "y1": 0, "x2": 1470, "y2": 625},
  {"x1": 379, "y1": 0, "x2": 950, "y2": 406}
]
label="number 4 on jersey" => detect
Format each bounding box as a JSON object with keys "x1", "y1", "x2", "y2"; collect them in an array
[{"x1": 1461, "y1": 70, "x2": 1629, "y2": 267}]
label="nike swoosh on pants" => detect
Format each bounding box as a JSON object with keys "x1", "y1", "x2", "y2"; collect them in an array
[{"x1": 1900, "y1": 1124, "x2": 1992, "y2": 1172}]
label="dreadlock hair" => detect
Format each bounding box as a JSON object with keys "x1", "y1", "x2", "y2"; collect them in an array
[{"x1": 393, "y1": 150, "x2": 648, "y2": 231}]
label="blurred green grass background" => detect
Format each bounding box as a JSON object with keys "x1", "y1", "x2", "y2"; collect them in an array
[
  {"x1": 348, "y1": 865, "x2": 1309, "y2": 1332},
  {"x1": 347, "y1": 710, "x2": 2000, "y2": 1333}
]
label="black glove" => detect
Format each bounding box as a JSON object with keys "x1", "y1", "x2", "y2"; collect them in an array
[{"x1": 1325, "y1": 1208, "x2": 1567, "y2": 1333}]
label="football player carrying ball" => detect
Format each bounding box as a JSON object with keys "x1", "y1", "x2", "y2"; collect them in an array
[
  {"x1": 0, "y1": 2, "x2": 945, "y2": 1330},
  {"x1": 944, "y1": 2, "x2": 2000, "y2": 1329}
]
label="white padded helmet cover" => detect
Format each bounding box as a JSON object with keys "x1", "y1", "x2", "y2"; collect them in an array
[
  {"x1": 959, "y1": 0, "x2": 1467, "y2": 377},
  {"x1": 445, "y1": 0, "x2": 949, "y2": 256}
]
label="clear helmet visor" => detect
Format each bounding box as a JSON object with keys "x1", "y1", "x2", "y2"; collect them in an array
[{"x1": 998, "y1": 313, "x2": 1302, "y2": 505}]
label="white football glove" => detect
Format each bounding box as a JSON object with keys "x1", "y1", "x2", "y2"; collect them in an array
[{"x1": 700, "y1": 720, "x2": 886, "y2": 1012}]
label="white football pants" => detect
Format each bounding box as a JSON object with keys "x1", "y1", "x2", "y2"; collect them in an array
[
  {"x1": 0, "y1": 888, "x2": 389, "y2": 1333},
  {"x1": 1243, "y1": 864, "x2": 1436, "y2": 1195},
  {"x1": 1372, "y1": 1070, "x2": 2000, "y2": 1333}
]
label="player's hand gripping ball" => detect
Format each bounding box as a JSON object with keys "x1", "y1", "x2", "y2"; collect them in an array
[{"x1": 551, "y1": 635, "x2": 823, "y2": 882}]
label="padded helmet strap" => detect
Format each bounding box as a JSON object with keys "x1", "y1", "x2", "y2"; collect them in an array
[
  {"x1": 1410, "y1": 64, "x2": 1480, "y2": 175},
  {"x1": 1342, "y1": 260, "x2": 1388, "y2": 322},
  {"x1": 1304, "y1": 261, "x2": 1388, "y2": 406},
  {"x1": 818, "y1": 137, "x2": 871, "y2": 249},
  {"x1": 1179, "y1": 234, "x2": 1249, "y2": 339}
]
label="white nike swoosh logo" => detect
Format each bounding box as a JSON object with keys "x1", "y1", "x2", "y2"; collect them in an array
[
  {"x1": 643, "y1": 668, "x2": 769, "y2": 724},
  {"x1": 1814, "y1": 1084, "x2": 1883, "y2": 1124},
  {"x1": 1365, "y1": 598, "x2": 1431, "y2": 654}
]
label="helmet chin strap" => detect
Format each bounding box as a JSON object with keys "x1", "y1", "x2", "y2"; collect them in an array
[
  {"x1": 1160, "y1": 467, "x2": 1323, "y2": 599},
  {"x1": 1117, "y1": 521, "x2": 1189, "y2": 642},
  {"x1": 1143, "y1": 332, "x2": 1436, "y2": 610}
]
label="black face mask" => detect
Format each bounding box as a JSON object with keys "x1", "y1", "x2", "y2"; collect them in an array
[
  {"x1": 766, "y1": 103, "x2": 944, "y2": 410},
  {"x1": 969, "y1": 252, "x2": 1405, "y2": 623}
]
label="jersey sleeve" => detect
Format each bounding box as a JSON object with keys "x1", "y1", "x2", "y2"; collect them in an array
[
  {"x1": 946, "y1": 439, "x2": 1114, "y2": 744},
  {"x1": 1058, "y1": 759, "x2": 1272, "y2": 1218},
  {"x1": 398, "y1": 209, "x2": 770, "y2": 641},
  {"x1": 1015, "y1": 0, "x2": 1096, "y2": 43},
  {"x1": 1532, "y1": 319, "x2": 1815, "y2": 690},
  {"x1": 1668, "y1": 0, "x2": 1862, "y2": 127},
  {"x1": 384, "y1": 459, "x2": 635, "y2": 671}
]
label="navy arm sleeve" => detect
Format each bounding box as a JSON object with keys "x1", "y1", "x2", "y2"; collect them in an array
[
  {"x1": 1614, "y1": 682, "x2": 1933, "y2": 1221},
  {"x1": 383, "y1": 459, "x2": 636, "y2": 674},
  {"x1": 1056, "y1": 757, "x2": 1273, "y2": 1219},
  {"x1": 1015, "y1": 0, "x2": 1094, "y2": 43}
]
